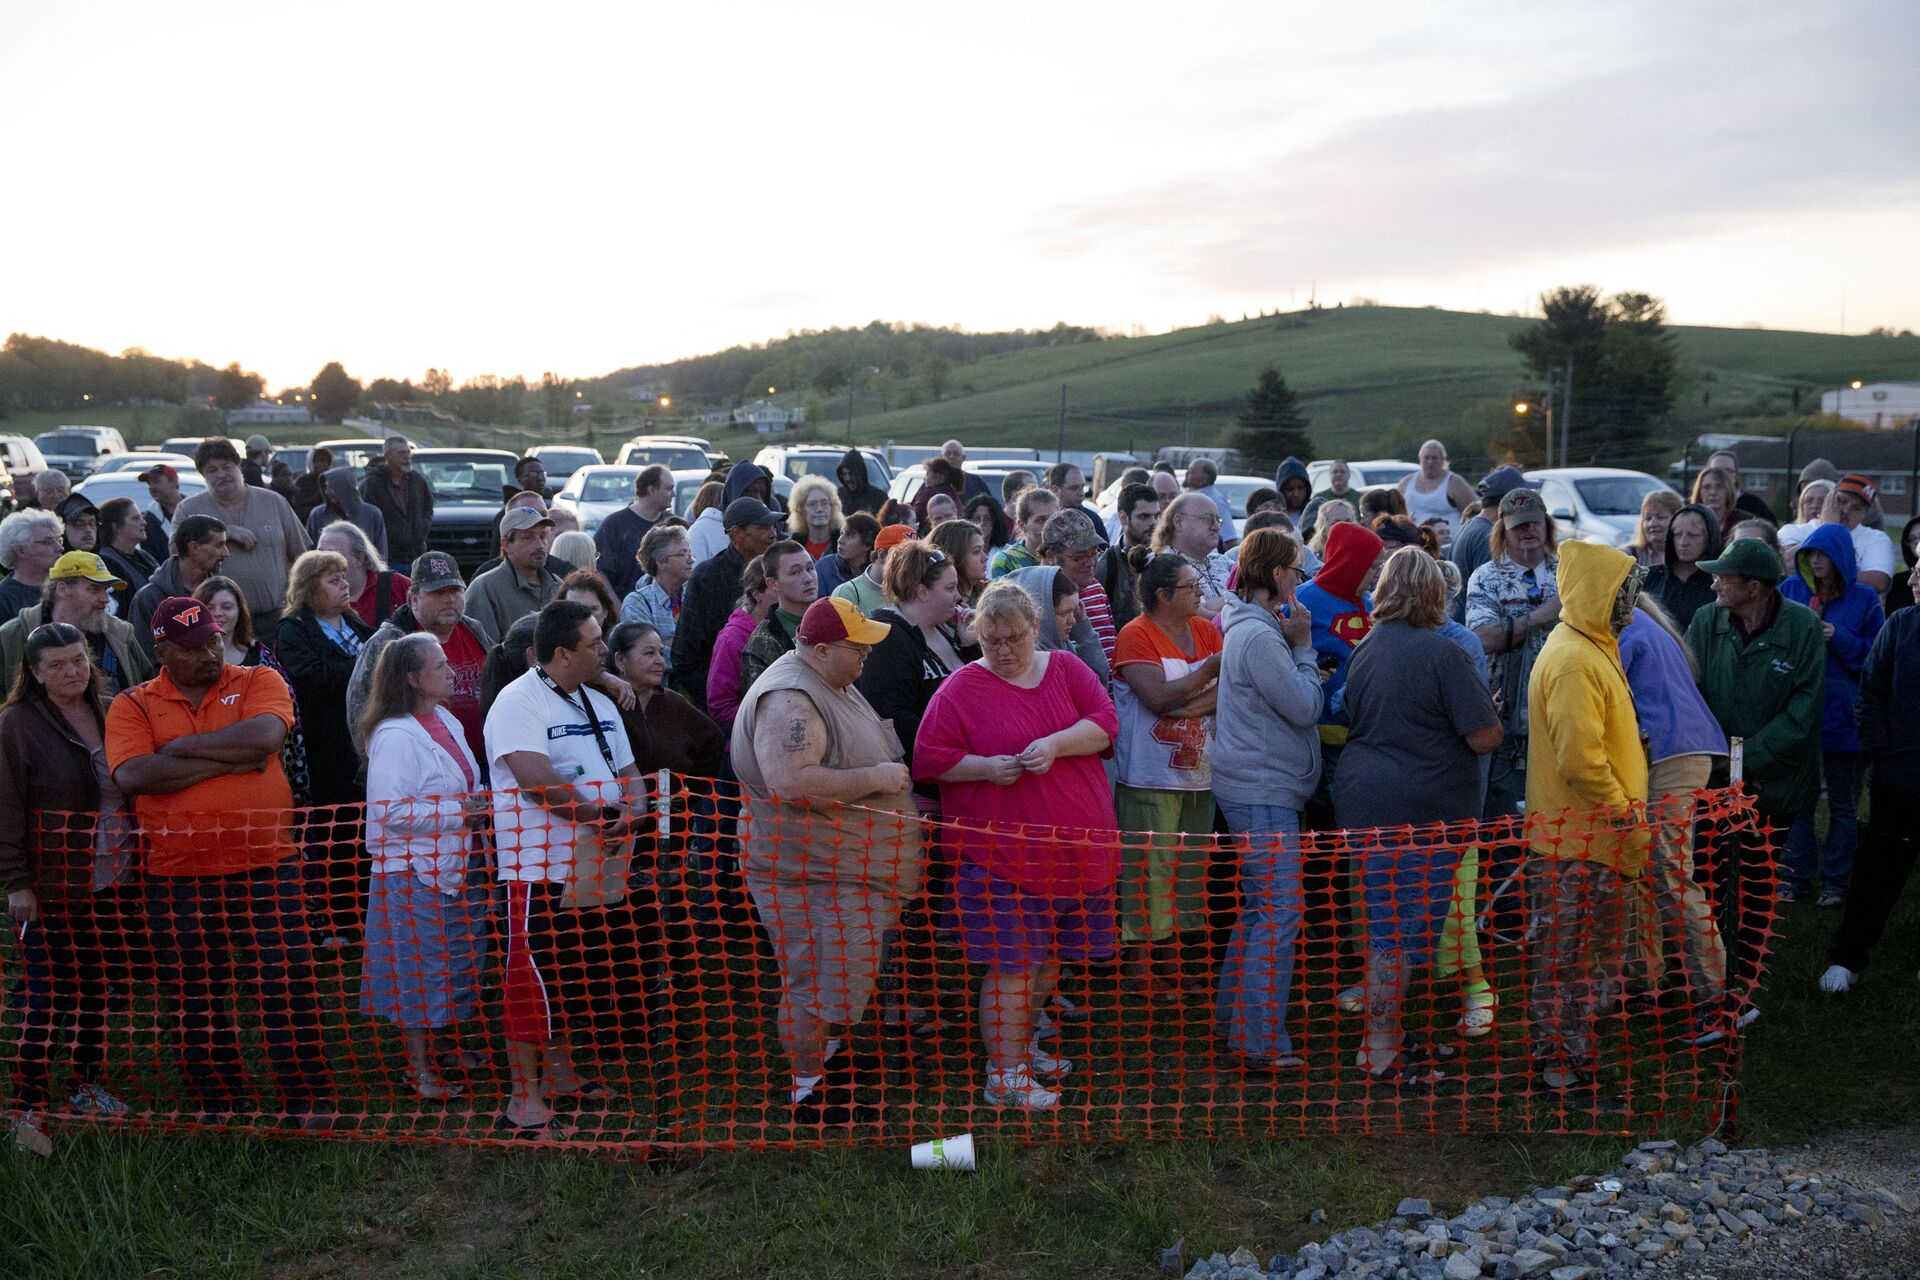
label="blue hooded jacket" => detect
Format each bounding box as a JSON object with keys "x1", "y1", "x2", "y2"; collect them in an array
[{"x1": 1779, "y1": 522, "x2": 1884, "y2": 751}]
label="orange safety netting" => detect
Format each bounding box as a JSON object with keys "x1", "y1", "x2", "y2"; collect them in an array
[{"x1": 2, "y1": 778, "x2": 1778, "y2": 1153}]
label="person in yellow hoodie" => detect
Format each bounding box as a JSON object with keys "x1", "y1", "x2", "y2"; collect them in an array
[{"x1": 1524, "y1": 541, "x2": 1650, "y2": 1112}]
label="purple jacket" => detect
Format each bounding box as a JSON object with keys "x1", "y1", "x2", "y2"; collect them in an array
[{"x1": 706, "y1": 608, "x2": 758, "y2": 730}]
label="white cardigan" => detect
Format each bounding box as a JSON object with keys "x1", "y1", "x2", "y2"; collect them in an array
[{"x1": 365, "y1": 708, "x2": 482, "y2": 893}]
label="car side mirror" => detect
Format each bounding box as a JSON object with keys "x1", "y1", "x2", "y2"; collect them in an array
[{"x1": 1551, "y1": 508, "x2": 1574, "y2": 521}]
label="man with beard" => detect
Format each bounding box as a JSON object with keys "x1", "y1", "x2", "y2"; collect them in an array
[
  {"x1": 465, "y1": 507, "x2": 563, "y2": 640},
  {"x1": 1096, "y1": 483, "x2": 1160, "y2": 633},
  {"x1": 0, "y1": 553, "x2": 154, "y2": 697},
  {"x1": 345, "y1": 550, "x2": 497, "y2": 764}
]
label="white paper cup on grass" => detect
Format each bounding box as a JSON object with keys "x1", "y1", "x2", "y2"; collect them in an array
[{"x1": 910, "y1": 1133, "x2": 975, "y2": 1171}]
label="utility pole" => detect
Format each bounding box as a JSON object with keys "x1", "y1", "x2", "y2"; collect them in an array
[
  {"x1": 846, "y1": 366, "x2": 855, "y2": 445},
  {"x1": 1560, "y1": 356, "x2": 1575, "y2": 468},
  {"x1": 1056, "y1": 384, "x2": 1067, "y2": 463}
]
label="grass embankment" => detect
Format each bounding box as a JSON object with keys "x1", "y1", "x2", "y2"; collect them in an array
[{"x1": 2, "y1": 891, "x2": 1914, "y2": 1280}]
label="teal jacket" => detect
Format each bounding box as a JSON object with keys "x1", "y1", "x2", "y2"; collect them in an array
[{"x1": 1685, "y1": 596, "x2": 1826, "y2": 816}]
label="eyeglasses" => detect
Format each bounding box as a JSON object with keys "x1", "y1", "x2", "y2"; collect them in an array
[
  {"x1": 1172, "y1": 580, "x2": 1204, "y2": 594},
  {"x1": 1183, "y1": 514, "x2": 1222, "y2": 529},
  {"x1": 828, "y1": 640, "x2": 871, "y2": 656}
]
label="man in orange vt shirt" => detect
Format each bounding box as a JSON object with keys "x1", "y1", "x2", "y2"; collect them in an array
[{"x1": 107, "y1": 596, "x2": 333, "y2": 1126}]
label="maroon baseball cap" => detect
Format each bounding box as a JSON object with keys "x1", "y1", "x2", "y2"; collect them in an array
[
  {"x1": 150, "y1": 596, "x2": 224, "y2": 648},
  {"x1": 137, "y1": 463, "x2": 180, "y2": 484}
]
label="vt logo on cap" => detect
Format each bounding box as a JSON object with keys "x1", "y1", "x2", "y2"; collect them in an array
[{"x1": 164, "y1": 603, "x2": 202, "y2": 636}]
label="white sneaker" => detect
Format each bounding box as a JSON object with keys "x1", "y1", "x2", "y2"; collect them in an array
[
  {"x1": 1027, "y1": 1037, "x2": 1073, "y2": 1077},
  {"x1": 68, "y1": 1081, "x2": 130, "y2": 1117},
  {"x1": 1034, "y1": 1010, "x2": 1059, "y2": 1041},
  {"x1": 1337, "y1": 985, "x2": 1364, "y2": 1013},
  {"x1": 1818, "y1": 964, "x2": 1856, "y2": 994},
  {"x1": 983, "y1": 1066, "x2": 1059, "y2": 1109},
  {"x1": 8, "y1": 1112, "x2": 52, "y2": 1157}
]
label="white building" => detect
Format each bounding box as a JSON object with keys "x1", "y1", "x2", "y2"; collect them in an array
[
  {"x1": 227, "y1": 400, "x2": 312, "y2": 425},
  {"x1": 733, "y1": 399, "x2": 806, "y2": 434},
  {"x1": 1822, "y1": 381, "x2": 1920, "y2": 429}
]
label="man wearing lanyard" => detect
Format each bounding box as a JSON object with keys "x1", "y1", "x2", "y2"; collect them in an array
[{"x1": 483, "y1": 599, "x2": 645, "y2": 1138}]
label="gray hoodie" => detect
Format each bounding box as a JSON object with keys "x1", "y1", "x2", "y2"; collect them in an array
[
  {"x1": 306, "y1": 465, "x2": 389, "y2": 558},
  {"x1": 1005, "y1": 565, "x2": 1111, "y2": 686},
  {"x1": 1212, "y1": 592, "x2": 1323, "y2": 809}
]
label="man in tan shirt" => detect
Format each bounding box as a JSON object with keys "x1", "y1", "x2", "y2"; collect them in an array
[{"x1": 174, "y1": 439, "x2": 309, "y2": 642}]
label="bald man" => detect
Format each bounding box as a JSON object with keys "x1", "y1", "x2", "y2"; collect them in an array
[{"x1": 939, "y1": 440, "x2": 993, "y2": 504}]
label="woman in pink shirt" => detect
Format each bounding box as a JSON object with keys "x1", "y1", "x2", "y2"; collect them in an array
[
  {"x1": 703, "y1": 556, "x2": 774, "y2": 729},
  {"x1": 914, "y1": 580, "x2": 1119, "y2": 1111}
]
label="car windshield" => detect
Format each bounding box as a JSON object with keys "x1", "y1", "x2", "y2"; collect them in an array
[
  {"x1": 580, "y1": 470, "x2": 640, "y2": 502},
  {"x1": 1214, "y1": 478, "x2": 1268, "y2": 520},
  {"x1": 1357, "y1": 465, "x2": 1416, "y2": 487},
  {"x1": 1575, "y1": 475, "x2": 1670, "y2": 516},
  {"x1": 674, "y1": 477, "x2": 707, "y2": 517},
  {"x1": 36, "y1": 435, "x2": 98, "y2": 456},
  {"x1": 624, "y1": 444, "x2": 707, "y2": 470},
  {"x1": 416, "y1": 458, "x2": 512, "y2": 503}
]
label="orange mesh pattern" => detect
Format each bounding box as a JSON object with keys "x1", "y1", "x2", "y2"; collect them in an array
[{"x1": 1, "y1": 779, "x2": 1778, "y2": 1151}]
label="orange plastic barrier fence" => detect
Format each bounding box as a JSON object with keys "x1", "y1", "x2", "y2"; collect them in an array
[{"x1": 2, "y1": 778, "x2": 1777, "y2": 1153}]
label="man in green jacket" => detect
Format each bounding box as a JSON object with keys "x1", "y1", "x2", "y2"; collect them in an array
[{"x1": 1685, "y1": 538, "x2": 1824, "y2": 1038}]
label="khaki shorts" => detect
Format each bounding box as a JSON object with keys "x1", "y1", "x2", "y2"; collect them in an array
[{"x1": 746, "y1": 872, "x2": 898, "y2": 1025}]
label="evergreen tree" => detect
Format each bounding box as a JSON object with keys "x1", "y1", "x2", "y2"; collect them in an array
[
  {"x1": 1227, "y1": 364, "x2": 1313, "y2": 471},
  {"x1": 1511, "y1": 286, "x2": 1677, "y2": 468}
]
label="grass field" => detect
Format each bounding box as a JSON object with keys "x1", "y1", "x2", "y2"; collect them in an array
[{"x1": 2, "y1": 888, "x2": 1913, "y2": 1280}]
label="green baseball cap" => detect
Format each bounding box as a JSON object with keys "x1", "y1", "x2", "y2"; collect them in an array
[{"x1": 1697, "y1": 537, "x2": 1783, "y2": 584}]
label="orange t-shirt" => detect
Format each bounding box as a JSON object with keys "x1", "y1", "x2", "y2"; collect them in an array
[
  {"x1": 1111, "y1": 615, "x2": 1224, "y2": 790},
  {"x1": 105, "y1": 664, "x2": 299, "y2": 877}
]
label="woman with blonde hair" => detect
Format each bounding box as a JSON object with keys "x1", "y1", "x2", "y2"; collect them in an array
[
  {"x1": 1630, "y1": 490, "x2": 1684, "y2": 570},
  {"x1": 1309, "y1": 499, "x2": 1356, "y2": 557},
  {"x1": 1335, "y1": 548, "x2": 1501, "y2": 1084},
  {"x1": 787, "y1": 474, "x2": 844, "y2": 562},
  {"x1": 1689, "y1": 466, "x2": 1739, "y2": 539}
]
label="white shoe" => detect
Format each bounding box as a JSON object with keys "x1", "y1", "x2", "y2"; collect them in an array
[
  {"x1": 8, "y1": 1112, "x2": 52, "y2": 1157},
  {"x1": 1033, "y1": 1010, "x2": 1059, "y2": 1041},
  {"x1": 1336, "y1": 985, "x2": 1364, "y2": 1013},
  {"x1": 1027, "y1": 1037, "x2": 1072, "y2": 1077},
  {"x1": 1818, "y1": 964, "x2": 1856, "y2": 994},
  {"x1": 983, "y1": 1066, "x2": 1059, "y2": 1109},
  {"x1": 68, "y1": 1081, "x2": 130, "y2": 1117}
]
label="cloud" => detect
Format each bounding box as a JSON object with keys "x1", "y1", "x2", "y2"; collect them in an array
[{"x1": 1029, "y1": 4, "x2": 1920, "y2": 294}]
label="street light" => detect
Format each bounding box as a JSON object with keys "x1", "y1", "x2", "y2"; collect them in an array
[
  {"x1": 768, "y1": 386, "x2": 776, "y2": 395},
  {"x1": 658, "y1": 395, "x2": 671, "y2": 408},
  {"x1": 1513, "y1": 402, "x2": 1529, "y2": 415}
]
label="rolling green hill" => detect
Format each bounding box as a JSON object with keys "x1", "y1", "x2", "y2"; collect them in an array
[{"x1": 802, "y1": 306, "x2": 1919, "y2": 468}]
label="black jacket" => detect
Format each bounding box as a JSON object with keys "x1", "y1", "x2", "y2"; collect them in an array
[
  {"x1": 854, "y1": 607, "x2": 980, "y2": 782},
  {"x1": 1645, "y1": 502, "x2": 1726, "y2": 631},
  {"x1": 670, "y1": 545, "x2": 745, "y2": 713},
  {"x1": 273, "y1": 609, "x2": 375, "y2": 806},
  {"x1": 361, "y1": 462, "x2": 436, "y2": 565},
  {"x1": 100, "y1": 544, "x2": 159, "y2": 616},
  {"x1": 129, "y1": 557, "x2": 193, "y2": 660},
  {"x1": 835, "y1": 448, "x2": 887, "y2": 517},
  {"x1": 1859, "y1": 605, "x2": 1920, "y2": 793},
  {"x1": 1096, "y1": 542, "x2": 1143, "y2": 632}
]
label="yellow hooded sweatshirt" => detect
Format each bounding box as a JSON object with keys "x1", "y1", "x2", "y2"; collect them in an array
[{"x1": 1524, "y1": 540, "x2": 1651, "y2": 877}]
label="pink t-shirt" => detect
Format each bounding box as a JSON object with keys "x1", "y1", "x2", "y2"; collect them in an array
[{"x1": 912, "y1": 653, "x2": 1121, "y2": 897}]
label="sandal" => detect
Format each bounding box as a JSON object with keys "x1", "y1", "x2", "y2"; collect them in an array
[{"x1": 550, "y1": 1078, "x2": 620, "y2": 1108}]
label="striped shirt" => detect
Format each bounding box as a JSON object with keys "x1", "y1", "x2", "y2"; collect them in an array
[{"x1": 1081, "y1": 577, "x2": 1117, "y2": 664}]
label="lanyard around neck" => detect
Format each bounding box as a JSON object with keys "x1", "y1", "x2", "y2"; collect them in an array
[{"x1": 534, "y1": 666, "x2": 617, "y2": 775}]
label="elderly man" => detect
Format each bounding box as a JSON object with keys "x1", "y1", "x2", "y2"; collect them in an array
[
  {"x1": 731, "y1": 596, "x2": 917, "y2": 1125},
  {"x1": 593, "y1": 464, "x2": 673, "y2": 597},
  {"x1": 1043, "y1": 463, "x2": 1109, "y2": 547},
  {"x1": 130, "y1": 515, "x2": 230, "y2": 659},
  {"x1": 671, "y1": 497, "x2": 784, "y2": 710},
  {"x1": 1524, "y1": 542, "x2": 1648, "y2": 1112},
  {"x1": 0, "y1": 510, "x2": 66, "y2": 626},
  {"x1": 483, "y1": 599, "x2": 645, "y2": 1137},
  {"x1": 1467, "y1": 488, "x2": 1562, "y2": 823},
  {"x1": 1828, "y1": 473, "x2": 1896, "y2": 595},
  {"x1": 106, "y1": 595, "x2": 331, "y2": 1125},
  {"x1": 1184, "y1": 457, "x2": 1239, "y2": 547},
  {"x1": 346, "y1": 550, "x2": 497, "y2": 759},
  {"x1": 174, "y1": 439, "x2": 309, "y2": 643},
  {"x1": 1097, "y1": 482, "x2": 1161, "y2": 633},
  {"x1": 361, "y1": 437, "x2": 433, "y2": 565},
  {"x1": 1038, "y1": 508, "x2": 1116, "y2": 662},
  {"x1": 465, "y1": 507, "x2": 562, "y2": 640},
  {"x1": 1687, "y1": 538, "x2": 1825, "y2": 1035},
  {"x1": 940, "y1": 439, "x2": 993, "y2": 504},
  {"x1": 0, "y1": 553, "x2": 154, "y2": 696},
  {"x1": 1706, "y1": 450, "x2": 1775, "y2": 524},
  {"x1": 30, "y1": 470, "x2": 70, "y2": 514}
]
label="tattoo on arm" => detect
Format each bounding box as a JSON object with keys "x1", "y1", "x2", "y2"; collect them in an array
[{"x1": 784, "y1": 717, "x2": 809, "y2": 751}]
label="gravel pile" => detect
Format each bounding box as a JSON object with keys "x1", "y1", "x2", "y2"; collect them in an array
[{"x1": 1177, "y1": 1137, "x2": 1918, "y2": 1280}]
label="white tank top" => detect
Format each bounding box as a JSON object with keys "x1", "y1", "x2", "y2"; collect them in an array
[{"x1": 1404, "y1": 472, "x2": 1459, "y2": 537}]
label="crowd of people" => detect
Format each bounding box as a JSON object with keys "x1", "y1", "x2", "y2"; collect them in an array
[{"x1": 2, "y1": 435, "x2": 1917, "y2": 1151}]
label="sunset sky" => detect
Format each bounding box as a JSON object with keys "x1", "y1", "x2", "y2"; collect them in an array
[{"x1": 5, "y1": 1, "x2": 1915, "y2": 388}]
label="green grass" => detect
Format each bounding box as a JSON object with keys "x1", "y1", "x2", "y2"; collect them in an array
[{"x1": 3, "y1": 890, "x2": 1913, "y2": 1280}]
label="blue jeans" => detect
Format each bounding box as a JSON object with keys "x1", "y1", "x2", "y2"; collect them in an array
[
  {"x1": 145, "y1": 861, "x2": 332, "y2": 1111},
  {"x1": 1214, "y1": 802, "x2": 1303, "y2": 1062},
  {"x1": 1785, "y1": 751, "x2": 1859, "y2": 895}
]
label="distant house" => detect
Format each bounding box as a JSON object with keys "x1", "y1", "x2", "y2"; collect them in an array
[
  {"x1": 227, "y1": 400, "x2": 311, "y2": 425},
  {"x1": 733, "y1": 399, "x2": 805, "y2": 434},
  {"x1": 1821, "y1": 382, "x2": 1920, "y2": 429}
]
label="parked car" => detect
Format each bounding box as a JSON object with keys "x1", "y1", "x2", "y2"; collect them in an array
[
  {"x1": 613, "y1": 437, "x2": 713, "y2": 471},
  {"x1": 1093, "y1": 471, "x2": 1272, "y2": 525},
  {"x1": 314, "y1": 437, "x2": 395, "y2": 474},
  {"x1": 1306, "y1": 458, "x2": 1418, "y2": 491},
  {"x1": 887, "y1": 459, "x2": 1035, "y2": 508},
  {"x1": 529, "y1": 444, "x2": 604, "y2": 487},
  {"x1": 0, "y1": 435, "x2": 49, "y2": 491},
  {"x1": 91, "y1": 451, "x2": 197, "y2": 476},
  {"x1": 1523, "y1": 467, "x2": 1678, "y2": 548},
  {"x1": 74, "y1": 469, "x2": 208, "y2": 514},
  {"x1": 274, "y1": 445, "x2": 312, "y2": 477},
  {"x1": 751, "y1": 444, "x2": 891, "y2": 492},
  {"x1": 34, "y1": 429, "x2": 126, "y2": 480},
  {"x1": 159, "y1": 435, "x2": 226, "y2": 458},
  {"x1": 552, "y1": 465, "x2": 643, "y2": 534},
  {"x1": 412, "y1": 447, "x2": 521, "y2": 572}
]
